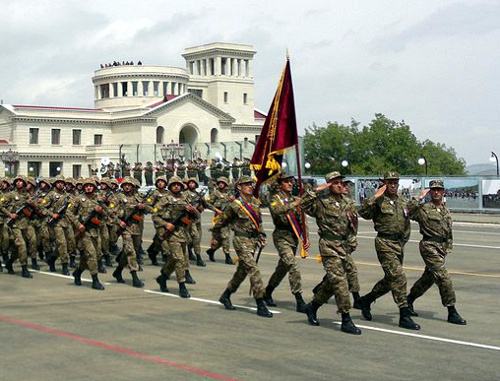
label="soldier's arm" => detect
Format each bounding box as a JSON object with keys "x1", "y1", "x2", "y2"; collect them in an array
[
  {"x1": 298, "y1": 190, "x2": 318, "y2": 217},
  {"x1": 0, "y1": 194, "x2": 11, "y2": 216},
  {"x1": 406, "y1": 198, "x2": 422, "y2": 222},
  {"x1": 212, "y1": 203, "x2": 235, "y2": 233},
  {"x1": 358, "y1": 196, "x2": 378, "y2": 220}
]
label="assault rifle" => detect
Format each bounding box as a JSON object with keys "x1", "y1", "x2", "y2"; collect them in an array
[
  {"x1": 47, "y1": 198, "x2": 70, "y2": 225},
  {"x1": 74, "y1": 192, "x2": 112, "y2": 240},
  {"x1": 161, "y1": 188, "x2": 208, "y2": 240},
  {"x1": 116, "y1": 188, "x2": 154, "y2": 237},
  {"x1": 6, "y1": 191, "x2": 43, "y2": 227}
]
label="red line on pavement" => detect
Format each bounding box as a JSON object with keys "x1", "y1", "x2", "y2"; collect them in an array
[{"x1": 0, "y1": 314, "x2": 243, "y2": 381}]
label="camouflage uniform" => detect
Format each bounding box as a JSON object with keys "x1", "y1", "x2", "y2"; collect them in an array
[
  {"x1": 146, "y1": 178, "x2": 169, "y2": 264},
  {"x1": 185, "y1": 178, "x2": 210, "y2": 266},
  {"x1": 36, "y1": 179, "x2": 54, "y2": 259}
]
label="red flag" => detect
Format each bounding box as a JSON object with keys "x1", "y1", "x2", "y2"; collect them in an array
[{"x1": 251, "y1": 58, "x2": 298, "y2": 196}]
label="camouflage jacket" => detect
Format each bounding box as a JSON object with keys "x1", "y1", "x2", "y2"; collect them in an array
[
  {"x1": 0, "y1": 189, "x2": 38, "y2": 229},
  {"x1": 116, "y1": 191, "x2": 151, "y2": 235},
  {"x1": 206, "y1": 188, "x2": 232, "y2": 213},
  {"x1": 69, "y1": 193, "x2": 107, "y2": 237},
  {"x1": 42, "y1": 189, "x2": 72, "y2": 227},
  {"x1": 212, "y1": 196, "x2": 265, "y2": 239},
  {"x1": 269, "y1": 190, "x2": 306, "y2": 233}
]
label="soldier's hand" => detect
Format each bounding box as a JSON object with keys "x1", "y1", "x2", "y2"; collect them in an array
[
  {"x1": 229, "y1": 195, "x2": 235, "y2": 201},
  {"x1": 52, "y1": 213, "x2": 59, "y2": 219},
  {"x1": 9, "y1": 213, "x2": 17, "y2": 219},
  {"x1": 137, "y1": 203, "x2": 145, "y2": 210},
  {"x1": 419, "y1": 188, "x2": 430, "y2": 200},
  {"x1": 259, "y1": 238, "x2": 266, "y2": 247},
  {"x1": 78, "y1": 225, "x2": 86, "y2": 232},
  {"x1": 165, "y1": 222, "x2": 175, "y2": 231},
  {"x1": 291, "y1": 199, "x2": 301, "y2": 208},
  {"x1": 316, "y1": 183, "x2": 330, "y2": 192},
  {"x1": 215, "y1": 208, "x2": 223, "y2": 215},
  {"x1": 186, "y1": 204, "x2": 197, "y2": 213},
  {"x1": 119, "y1": 221, "x2": 127, "y2": 229},
  {"x1": 95, "y1": 205, "x2": 103, "y2": 213},
  {"x1": 211, "y1": 239, "x2": 218, "y2": 247},
  {"x1": 374, "y1": 185, "x2": 387, "y2": 198},
  {"x1": 303, "y1": 238, "x2": 311, "y2": 251}
]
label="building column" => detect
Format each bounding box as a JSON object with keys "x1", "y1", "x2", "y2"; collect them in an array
[
  {"x1": 215, "y1": 57, "x2": 221, "y2": 76},
  {"x1": 117, "y1": 82, "x2": 123, "y2": 97},
  {"x1": 248, "y1": 59, "x2": 253, "y2": 78},
  {"x1": 138, "y1": 81, "x2": 143, "y2": 96}
]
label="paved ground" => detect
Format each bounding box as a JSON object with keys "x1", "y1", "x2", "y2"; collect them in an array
[{"x1": 1, "y1": 212, "x2": 499, "y2": 381}]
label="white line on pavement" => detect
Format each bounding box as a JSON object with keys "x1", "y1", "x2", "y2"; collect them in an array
[
  {"x1": 355, "y1": 235, "x2": 500, "y2": 250},
  {"x1": 31, "y1": 270, "x2": 112, "y2": 285},
  {"x1": 144, "y1": 289, "x2": 281, "y2": 314},
  {"x1": 331, "y1": 321, "x2": 500, "y2": 352}
]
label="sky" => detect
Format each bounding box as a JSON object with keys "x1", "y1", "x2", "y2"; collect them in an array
[{"x1": 1, "y1": 0, "x2": 499, "y2": 166}]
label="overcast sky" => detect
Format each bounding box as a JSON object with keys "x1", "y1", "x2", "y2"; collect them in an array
[{"x1": 1, "y1": 0, "x2": 499, "y2": 165}]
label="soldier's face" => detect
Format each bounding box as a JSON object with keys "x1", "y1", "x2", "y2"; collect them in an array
[
  {"x1": 156, "y1": 180, "x2": 166, "y2": 189},
  {"x1": 341, "y1": 183, "x2": 349, "y2": 195},
  {"x1": 15, "y1": 180, "x2": 24, "y2": 189},
  {"x1": 66, "y1": 184, "x2": 74, "y2": 192},
  {"x1": 170, "y1": 183, "x2": 181, "y2": 194},
  {"x1": 328, "y1": 179, "x2": 343, "y2": 195},
  {"x1": 55, "y1": 181, "x2": 65, "y2": 191},
  {"x1": 123, "y1": 183, "x2": 133, "y2": 193},
  {"x1": 238, "y1": 182, "x2": 254, "y2": 196},
  {"x1": 84, "y1": 184, "x2": 95, "y2": 194},
  {"x1": 430, "y1": 188, "x2": 444, "y2": 201},
  {"x1": 218, "y1": 182, "x2": 226, "y2": 190},
  {"x1": 188, "y1": 181, "x2": 197, "y2": 190},
  {"x1": 279, "y1": 179, "x2": 293, "y2": 193},
  {"x1": 384, "y1": 180, "x2": 399, "y2": 195}
]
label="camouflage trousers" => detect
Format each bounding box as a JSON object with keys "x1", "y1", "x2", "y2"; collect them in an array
[
  {"x1": 78, "y1": 230, "x2": 99, "y2": 275},
  {"x1": 161, "y1": 239, "x2": 187, "y2": 284},
  {"x1": 99, "y1": 223, "x2": 109, "y2": 259},
  {"x1": 312, "y1": 239, "x2": 351, "y2": 314},
  {"x1": 108, "y1": 223, "x2": 118, "y2": 247},
  {"x1": 370, "y1": 237, "x2": 408, "y2": 308},
  {"x1": 0, "y1": 223, "x2": 9, "y2": 254},
  {"x1": 188, "y1": 221, "x2": 202, "y2": 255},
  {"x1": 227, "y1": 236, "x2": 265, "y2": 299},
  {"x1": 119, "y1": 232, "x2": 140, "y2": 271},
  {"x1": 268, "y1": 232, "x2": 302, "y2": 294},
  {"x1": 38, "y1": 221, "x2": 52, "y2": 253},
  {"x1": 50, "y1": 224, "x2": 72, "y2": 264},
  {"x1": 10, "y1": 227, "x2": 37, "y2": 265},
  {"x1": 410, "y1": 241, "x2": 456, "y2": 306},
  {"x1": 211, "y1": 225, "x2": 230, "y2": 254},
  {"x1": 345, "y1": 254, "x2": 360, "y2": 293},
  {"x1": 66, "y1": 223, "x2": 77, "y2": 255}
]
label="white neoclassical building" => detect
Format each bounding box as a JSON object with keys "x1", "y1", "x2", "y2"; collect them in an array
[{"x1": 0, "y1": 42, "x2": 266, "y2": 178}]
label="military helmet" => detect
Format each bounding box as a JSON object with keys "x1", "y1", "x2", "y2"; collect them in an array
[
  {"x1": 1, "y1": 177, "x2": 12, "y2": 186},
  {"x1": 168, "y1": 176, "x2": 184, "y2": 189},
  {"x1": 429, "y1": 179, "x2": 445, "y2": 189},
  {"x1": 236, "y1": 175, "x2": 254, "y2": 186},
  {"x1": 325, "y1": 171, "x2": 345, "y2": 183},
  {"x1": 155, "y1": 176, "x2": 167, "y2": 186},
  {"x1": 13, "y1": 174, "x2": 27, "y2": 185},
  {"x1": 187, "y1": 177, "x2": 199, "y2": 187},
  {"x1": 108, "y1": 178, "x2": 119, "y2": 187},
  {"x1": 26, "y1": 176, "x2": 37, "y2": 187},
  {"x1": 278, "y1": 171, "x2": 294, "y2": 182},
  {"x1": 65, "y1": 177, "x2": 76, "y2": 186},
  {"x1": 52, "y1": 174, "x2": 66, "y2": 185},
  {"x1": 133, "y1": 178, "x2": 141, "y2": 188},
  {"x1": 217, "y1": 176, "x2": 229, "y2": 186},
  {"x1": 82, "y1": 178, "x2": 97, "y2": 188},
  {"x1": 75, "y1": 177, "x2": 84, "y2": 186},
  {"x1": 39, "y1": 177, "x2": 52, "y2": 188},
  {"x1": 121, "y1": 176, "x2": 135, "y2": 187}
]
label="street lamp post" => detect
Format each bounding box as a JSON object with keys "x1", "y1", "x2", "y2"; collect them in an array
[
  {"x1": 490, "y1": 151, "x2": 499, "y2": 177},
  {"x1": 418, "y1": 156, "x2": 428, "y2": 175},
  {"x1": 161, "y1": 140, "x2": 184, "y2": 171},
  {"x1": 1, "y1": 148, "x2": 19, "y2": 178}
]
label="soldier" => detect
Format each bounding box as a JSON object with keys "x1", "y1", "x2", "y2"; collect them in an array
[
  {"x1": 153, "y1": 176, "x2": 198, "y2": 298},
  {"x1": 37, "y1": 178, "x2": 53, "y2": 261},
  {"x1": 133, "y1": 162, "x2": 143, "y2": 185},
  {"x1": 241, "y1": 158, "x2": 251, "y2": 176},
  {"x1": 215, "y1": 176, "x2": 272, "y2": 318},
  {"x1": 406, "y1": 180, "x2": 466, "y2": 325},
  {"x1": 155, "y1": 161, "x2": 165, "y2": 180},
  {"x1": 146, "y1": 176, "x2": 169, "y2": 265},
  {"x1": 112, "y1": 177, "x2": 148, "y2": 288},
  {"x1": 186, "y1": 177, "x2": 207, "y2": 267},
  {"x1": 177, "y1": 161, "x2": 186, "y2": 179},
  {"x1": 25, "y1": 177, "x2": 43, "y2": 270},
  {"x1": 299, "y1": 171, "x2": 361, "y2": 335},
  {"x1": 358, "y1": 171, "x2": 420, "y2": 330},
  {"x1": 144, "y1": 161, "x2": 154, "y2": 186},
  {"x1": 231, "y1": 158, "x2": 241, "y2": 181},
  {"x1": 96, "y1": 179, "x2": 113, "y2": 272},
  {"x1": 69, "y1": 178, "x2": 106, "y2": 290},
  {"x1": 64, "y1": 177, "x2": 79, "y2": 267},
  {"x1": 0, "y1": 178, "x2": 11, "y2": 270},
  {"x1": 205, "y1": 177, "x2": 235, "y2": 265},
  {"x1": 105, "y1": 178, "x2": 121, "y2": 258},
  {"x1": 263, "y1": 172, "x2": 308, "y2": 313}
]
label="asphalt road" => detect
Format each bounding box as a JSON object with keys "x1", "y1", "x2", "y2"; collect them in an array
[{"x1": 1, "y1": 213, "x2": 499, "y2": 381}]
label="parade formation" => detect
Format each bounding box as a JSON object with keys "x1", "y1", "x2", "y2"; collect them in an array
[{"x1": 0, "y1": 166, "x2": 467, "y2": 336}]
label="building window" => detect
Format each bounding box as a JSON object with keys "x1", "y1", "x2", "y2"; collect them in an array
[
  {"x1": 156, "y1": 126, "x2": 164, "y2": 144},
  {"x1": 188, "y1": 89, "x2": 203, "y2": 98},
  {"x1": 29, "y1": 128, "x2": 39, "y2": 144},
  {"x1": 73, "y1": 129, "x2": 81, "y2": 145},
  {"x1": 122, "y1": 82, "x2": 128, "y2": 96},
  {"x1": 94, "y1": 134, "x2": 103, "y2": 145},
  {"x1": 210, "y1": 58, "x2": 215, "y2": 75},
  {"x1": 132, "y1": 81, "x2": 138, "y2": 96},
  {"x1": 153, "y1": 81, "x2": 159, "y2": 96},
  {"x1": 100, "y1": 84, "x2": 110, "y2": 98},
  {"x1": 51, "y1": 129, "x2": 61, "y2": 145},
  {"x1": 142, "y1": 81, "x2": 149, "y2": 96},
  {"x1": 73, "y1": 164, "x2": 81, "y2": 179},
  {"x1": 112, "y1": 83, "x2": 118, "y2": 97},
  {"x1": 49, "y1": 162, "x2": 63, "y2": 177},
  {"x1": 223, "y1": 92, "x2": 228, "y2": 103},
  {"x1": 243, "y1": 93, "x2": 247, "y2": 104},
  {"x1": 163, "y1": 82, "x2": 169, "y2": 96},
  {"x1": 210, "y1": 128, "x2": 218, "y2": 143},
  {"x1": 28, "y1": 162, "x2": 41, "y2": 178},
  {"x1": 221, "y1": 58, "x2": 227, "y2": 75}
]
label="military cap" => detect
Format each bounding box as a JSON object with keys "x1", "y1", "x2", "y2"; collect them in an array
[
  {"x1": 168, "y1": 176, "x2": 184, "y2": 188},
  {"x1": 236, "y1": 175, "x2": 254, "y2": 186},
  {"x1": 278, "y1": 171, "x2": 295, "y2": 182},
  {"x1": 217, "y1": 177, "x2": 229, "y2": 186},
  {"x1": 325, "y1": 171, "x2": 345, "y2": 183},
  {"x1": 82, "y1": 178, "x2": 97, "y2": 188},
  {"x1": 155, "y1": 176, "x2": 167, "y2": 185},
  {"x1": 120, "y1": 176, "x2": 135, "y2": 186},
  {"x1": 429, "y1": 179, "x2": 445, "y2": 189},
  {"x1": 382, "y1": 171, "x2": 400, "y2": 181}
]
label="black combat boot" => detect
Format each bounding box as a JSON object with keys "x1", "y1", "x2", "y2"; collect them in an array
[
  {"x1": 136, "y1": 246, "x2": 144, "y2": 265},
  {"x1": 161, "y1": 252, "x2": 169, "y2": 263},
  {"x1": 224, "y1": 253, "x2": 234, "y2": 265},
  {"x1": 358, "y1": 292, "x2": 376, "y2": 321},
  {"x1": 147, "y1": 244, "x2": 159, "y2": 266},
  {"x1": 206, "y1": 248, "x2": 216, "y2": 262},
  {"x1": 294, "y1": 292, "x2": 307, "y2": 313},
  {"x1": 61, "y1": 263, "x2": 70, "y2": 276},
  {"x1": 352, "y1": 292, "x2": 361, "y2": 310},
  {"x1": 447, "y1": 306, "x2": 467, "y2": 325},
  {"x1": 156, "y1": 273, "x2": 169, "y2": 292},
  {"x1": 69, "y1": 253, "x2": 77, "y2": 268},
  {"x1": 185, "y1": 270, "x2": 196, "y2": 284},
  {"x1": 264, "y1": 285, "x2": 277, "y2": 307},
  {"x1": 219, "y1": 289, "x2": 236, "y2": 310},
  {"x1": 21, "y1": 265, "x2": 33, "y2": 278},
  {"x1": 341, "y1": 312, "x2": 362, "y2": 335},
  {"x1": 112, "y1": 266, "x2": 125, "y2": 283},
  {"x1": 178, "y1": 282, "x2": 191, "y2": 298},
  {"x1": 407, "y1": 294, "x2": 419, "y2": 317},
  {"x1": 5, "y1": 259, "x2": 15, "y2": 274},
  {"x1": 195, "y1": 253, "x2": 206, "y2": 267},
  {"x1": 305, "y1": 301, "x2": 322, "y2": 326},
  {"x1": 31, "y1": 257, "x2": 40, "y2": 270},
  {"x1": 37, "y1": 246, "x2": 44, "y2": 260},
  {"x1": 256, "y1": 298, "x2": 273, "y2": 318},
  {"x1": 91, "y1": 274, "x2": 105, "y2": 290},
  {"x1": 47, "y1": 254, "x2": 57, "y2": 272},
  {"x1": 399, "y1": 307, "x2": 421, "y2": 330},
  {"x1": 131, "y1": 270, "x2": 144, "y2": 288},
  {"x1": 73, "y1": 268, "x2": 83, "y2": 286},
  {"x1": 104, "y1": 253, "x2": 113, "y2": 267},
  {"x1": 110, "y1": 243, "x2": 119, "y2": 255},
  {"x1": 97, "y1": 259, "x2": 107, "y2": 274},
  {"x1": 188, "y1": 246, "x2": 196, "y2": 261},
  {"x1": 2, "y1": 251, "x2": 9, "y2": 262}
]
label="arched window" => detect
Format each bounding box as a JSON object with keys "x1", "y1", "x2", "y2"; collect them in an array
[
  {"x1": 156, "y1": 126, "x2": 164, "y2": 144},
  {"x1": 210, "y1": 128, "x2": 218, "y2": 143}
]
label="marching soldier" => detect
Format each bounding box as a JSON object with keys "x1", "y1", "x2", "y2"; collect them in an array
[
  {"x1": 215, "y1": 176, "x2": 272, "y2": 318},
  {"x1": 25, "y1": 177, "x2": 43, "y2": 270},
  {"x1": 106, "y1": 178, "x2": 121, "y2": 257},
  {"x1": 0, "y1": 178, "x2": 11, "y2": 270},
  {"x1": 263, "y1": 172, "x2": 308, "y2": 313},
  {"x1": 358, "y1": 171, "x2": 420, "y2": 330},
  {"x1": 186, "y1": 177, "x2": 207, "y2": 267},
  {"x1": 69, "y1": 178, "x2": 106, "y2": 290},
  {"x1": 133, "y1": 162, "x2": 143, "y2": 185},
  {"x1": 153, "y1": 176, "x2": 198, "y2": 298},
  {"x1": 112, "y1": 177, "x2": 148, "y2": 288},
  {"x1": 299, "y1": 172, "x2": 361, "y2": 334},
  {"x1": 146, "y1": 176, "x2": 169, "y2": 265},
  {"x1": 64, "y1": 178, "x2": 79, "y2": 268},
  {"x1": 406, "y1": 180, "x2": 466, "y2": 325},
  {"x1": 205, "y1": 177, "x2": 235, "y2": 265},
  {"x1": 144, "y1": 161, "x2": 154, "y2": 186},
  {"x1": 37, "y1": 178, "x2": 53, "y2": 261}
]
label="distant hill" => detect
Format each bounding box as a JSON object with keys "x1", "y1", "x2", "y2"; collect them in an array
[{"x1": 466, "y1": 163, "x2": 498, "y2": 176}]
